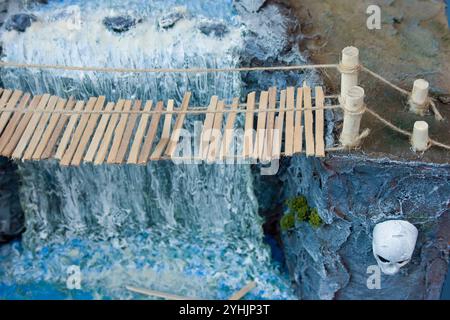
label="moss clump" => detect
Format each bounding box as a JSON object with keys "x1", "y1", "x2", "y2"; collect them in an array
[
  {"x1": 286, "y1": 196, "x2": 309, "y2": 222},
  {"x1": 280, "y1": 213, "x2": 296, "y2": 231},
  {"x1": 309, "y1": 208, "x2": 323, "y2": 228},
  {"x1": 281, "y1": 195, "x2": 324, "y2": 231}
]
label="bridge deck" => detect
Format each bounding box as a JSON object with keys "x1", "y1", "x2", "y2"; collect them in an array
[{"x1": 0, "y1": 85, "x2": 327, "y2": 166}]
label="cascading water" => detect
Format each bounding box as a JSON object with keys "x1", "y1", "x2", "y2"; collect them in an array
[{"x1": 0, "y1": 0, "x2": 296, "y2": 299}]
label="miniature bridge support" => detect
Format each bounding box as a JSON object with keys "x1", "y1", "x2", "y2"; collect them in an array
[
  {"x1": 409, "y1": 79, "x2": 430, "y2": 115},
  {"x1": 340, "y1": 46, "x2": 360, "y2": 104},
  {"x1": 411, "y1": 121, "x2": 429, "y2": 152},
  {"x1": 340, "y1": 86, "x2": 366, "y2": 148}
]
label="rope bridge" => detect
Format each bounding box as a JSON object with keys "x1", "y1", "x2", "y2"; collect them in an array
[
  {"x1": 0, "y1": 85, "x2": 331, "y2": 166},
  {"x1": 1, "y1": 47, "x2": 449, "y2": 167}
]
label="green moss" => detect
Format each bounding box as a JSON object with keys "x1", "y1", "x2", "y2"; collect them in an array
[
  {"x1": 286, "y1": 196, "x2": 309, "y2": 222},
  {"x1": 309, "y1": 208, "x2": 323, "y2": 228},
  {"x1": 283, "y1": 195, "x2": 324, "y2": 231},
  {"x1": 280, "y1": 213, "x2": 296, "y2": 231}
]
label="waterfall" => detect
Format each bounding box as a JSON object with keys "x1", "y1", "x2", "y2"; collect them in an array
[{"x1": 0, "y1": 0, "x2": 295, "y2": 299}]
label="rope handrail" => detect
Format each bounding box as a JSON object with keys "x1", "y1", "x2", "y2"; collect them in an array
[
  {"x1": 361, "y1": 66, "x2": 444, "y2": 121},
  {"x1": 365, "y1": 107, "x2": 450, "y2": 151},
  {"x1": 1, "y1": 60, "x2": 442, "y2": 119},
  {"x1": 0, "y1": 104, "x2": 341, "y2": 115},
  {"x1": 0, "y1": 61, "x2": 339, "y2": 73},
  {"x1": 1, "y1": 60, "x2": 448, "y2": 151}
]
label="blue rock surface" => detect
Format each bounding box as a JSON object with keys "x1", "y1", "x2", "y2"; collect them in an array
[
  {"x1": 281, "y1": 154, "x2": 450, "y2": 300},
  {"x1": 198, "y1": 21, "x2": 229, "y2": 38},
  {"x1": 103, "y1": 15, "x2": 139, "y2": 33},
  {"x1": 5, "y1": 13, "x2": 37, "y2": 32},
  {"x1": 0, "y1": 157, "x2": 24, "y2": 243}
]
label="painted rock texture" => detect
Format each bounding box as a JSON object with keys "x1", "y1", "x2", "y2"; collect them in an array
[
  {"x1": 281, "y1": 154, "x2": 450, "y2": 300},
  {"x1": 0, "y1": 157, "x2": 24, "y2": 243}
]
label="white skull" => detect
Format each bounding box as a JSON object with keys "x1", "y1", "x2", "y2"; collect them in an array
[{"x1": 372, "y1": 220, "x2": 418, "y2": 275}]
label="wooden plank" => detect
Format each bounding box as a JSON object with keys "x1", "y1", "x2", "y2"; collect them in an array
[
  {"x1": 293, "y1": 87, "x2": 303, "y2": 154},
  {"x1": 84, "y1": 101, "x2": 116, "y2": 163},
  {"x1": 0, "y1": 93, "x2": 31, "y2": 153},
  {"x1": 41, "y1": 98, "x2": 75, "y2": 159},
  {"x1": 219, "y1": 98, "x2": 239, "y2": 160},
  {"x1": 243, "y1": 92, "x2": 255, "y2": 158},
  {"x1": 94, "y1": 99, "x2": 125, "y2": 165},
  {"x1": 32, "y1": 98, "x2": 67, "y2": 160},
  {"x1": 60, "y1": 97, "x2": 97, "y2": 166},
  {"x1": 54, "y1": 100, "x2": 86, "y2": 160},
  {"x1": 206, "y1": 99, "x2": 225, "y2": 163},
  {"x1": 304, "y1": 85, "x2": 315, "y2": 156},
  {"x1": 71, "y1": 96, "x2": 106, "y2": 166},
  {"x1": 127, "y1": 100, "x2": 153, "y2": 164},
  {"x1": 199, "y1": 96, "x2": 218, "y2": 159},
  {"x1": 137, "y1": 101, "x2": 163, "y2": 164},
  {"x1": 126, "y1": 286, "x2": 201, "y2": 301},
  {"x1": 284, "y1": 87, "x2": 295, "y2": 156},
  {"x1": 12, "y1": 94, "x2": 51, "y2": 159},
  {"x1": 23, "y1": 95, "x2": 59, "y2": 160},
  {"x1": 1, "y1": 95, "x2": 41, "y2": 157},
  {"x1": 253, "y1": 91, "x2": 268, "y2": 160},
  {"x1": 115, "y1": 100, "x2": 141, "y2": 164},
  {"x1": 106, "y1": 100, "x2": 132, "y2": 164},
  {"x1": 228, "y1": 282, "x2": 257, "y2": 300},
  {"x1": 0, "y1": 90, "x2": 23, "y2": 135},
  {"x1": 150, "y1": 100, "x2": 174, "y2": 160},
  {"x1": 164, "y1": 92, "x2": 191, "y2": 158},
  {"x1": 315, "y1": 86, "x2": 325, "y2": 157},
  {"x1": 273, "y1": 90, "x2": 286, "y2": 159},
  {"x1": 0, "y1": 89, "x2": 13, "y2": 111},
  {"x1": 263, "y1": 87, "x2": 277, "y2": 162}
]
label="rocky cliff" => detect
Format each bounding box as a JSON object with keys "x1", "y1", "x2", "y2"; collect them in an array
[
  {"x1": 281, "y1": 154, "x2": 449, "y2": 300},
  {"x1": 0, "y1": 157, "x2": 24, "y2": 242}
]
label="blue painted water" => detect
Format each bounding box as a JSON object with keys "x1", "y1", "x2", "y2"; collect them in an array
[{"x1": 0, "y1": 0, "x2": 300, "y2": 300}]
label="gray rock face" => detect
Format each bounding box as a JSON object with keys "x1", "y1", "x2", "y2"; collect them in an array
[
  {"x1": 0, "y1": 157, "x2": 24, "y2": 242},
  {"x1": 5, "y1": 13, "x2": 37, "y2": 32},
  {"x1": 198, "y1": 21, "x2": 229, "y2": 38},
  {"x1": 234, "y1": 0, "x2": 267, "y2": 13},
  {"x1": 158, "y1": 10, "x2": 184, "y2": 29},
  {"x1": 103, "y1": 15, "x2": 139, "y2": 33},
  {"x1": 233, "y1": 1, "x2": 320, "y2": 94},
  {"x1": 281, "y1": 154, "x2": 450, "y2": 300}
]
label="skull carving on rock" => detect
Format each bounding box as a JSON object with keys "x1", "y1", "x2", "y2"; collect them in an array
[{"x1": 372, "y1": 220, "x2": 418, "y2": 275}]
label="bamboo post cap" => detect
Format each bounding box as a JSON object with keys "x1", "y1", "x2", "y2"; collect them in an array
[
  {"x1": 342, "y1": 47, "x2": 360, "y2": 67},
  {"x1": 345, "y1": 86, "x2": 365, "y2": 112},
  {"x1": 411, "y1": 121, "x2": 429, "y2": 152},
  {"x1": 411, "y1": 79, "x2": 429, "y2": 105}
]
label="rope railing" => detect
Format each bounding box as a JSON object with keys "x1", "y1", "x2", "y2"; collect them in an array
[
  {"x1": 361, "y1": 66, "x2": 444, "y2": 121},
  {"x1": 1, "y1": 56, "x2": 448, "y2": 153},
  {"x1": 365, "y1": 107, "x2": 450, "y2": 151},
  {"x1": 0, "y1": 60, "x2": 442, "y2": 119},
  {"x1": 0, "y1": 60, "x2": 339, "y2": 73},
  {"x1": 0, "y1": 104, "x2": 341, "y2": 115}
]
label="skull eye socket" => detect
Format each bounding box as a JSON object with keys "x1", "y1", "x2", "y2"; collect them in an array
[{"x1": 377, "y1": 255, "x2": 390, "y2": 263}]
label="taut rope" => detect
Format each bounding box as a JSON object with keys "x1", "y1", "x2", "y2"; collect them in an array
[
  {"x1": 1, "y1": 60, "x2": 448, "y2": 151},
  {"x1": 0, "y1": 61, "x2": 339, "y2": 74}
]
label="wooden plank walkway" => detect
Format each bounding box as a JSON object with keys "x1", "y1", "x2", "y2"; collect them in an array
[{"x1": 0, "y1": 85, "x2": 327, "y2": 166}]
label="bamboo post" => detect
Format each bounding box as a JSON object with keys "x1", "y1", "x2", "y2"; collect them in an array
[
  {"x1": 409, "y1": 79, "x2": 429, "y2": 115},
  {"x1": 340, "y1": 86, "x2": 365, "y2": 147},
  {"x1": 411, "y1": 121, "x2": 429, "y2": 152},
  {"x1": 340, "y1": 46, "x2": 360, "y2": 103}
]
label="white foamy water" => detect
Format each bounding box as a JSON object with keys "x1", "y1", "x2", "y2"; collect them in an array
[{"x1": 0, "y1": 0, "x2": 295, "y2": 299}]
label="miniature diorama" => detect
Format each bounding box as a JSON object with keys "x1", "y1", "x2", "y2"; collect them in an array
[{"x1": 0, "y1": 0, "x2": 449, "y2": 303}]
